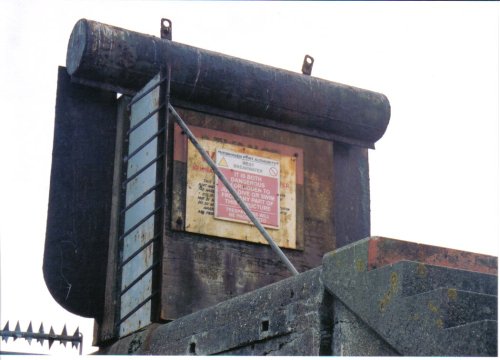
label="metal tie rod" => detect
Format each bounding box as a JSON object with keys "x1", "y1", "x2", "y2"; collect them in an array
[{"x1": 168, "y1": 104, "x2": 299, "y2": 276}]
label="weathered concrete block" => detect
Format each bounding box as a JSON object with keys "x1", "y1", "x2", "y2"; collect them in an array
[
  {"x1": 98, "y1": 267, "x2": 334, "y2": 355},
  {"x1": 396, "y1": 261, "x2": 497, "y2": 297},
  {"x1": 322, "y1": 236, "x2": 498, "y2": 356},
  {"x1": 332, "y1": 300, "x2": 398, "y2": 356},
  {"x1": 97, "y1": 236, "x2": 497, "y2": 356},
  {"x1": 438, "y1": 320, "x2": 497, "y2": 356}
]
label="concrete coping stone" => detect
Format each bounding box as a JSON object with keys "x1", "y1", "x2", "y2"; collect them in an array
[{"x1": 367, "y1": 236, "x2": 497, "y2": 275}]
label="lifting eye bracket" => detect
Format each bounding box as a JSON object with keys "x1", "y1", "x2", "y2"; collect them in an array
[
  {"x1": 161, "y1": 18, "x2": 172, "y2": 40},
  {"x1": 302, "y1": 55, "x2": 314, "y2": 76}
]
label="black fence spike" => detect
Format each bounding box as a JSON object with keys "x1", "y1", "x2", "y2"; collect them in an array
[
  {"x1": 0, "y1": 321, "x2": 82, "y2": 352},
  {"x1": 48, "y1": 326, "x2": 55, "y2": 349},
  {"x1": 72, "y1": 327, "x2": 80, "y2": 349},
  {"x1": 37, "y1": 322, "x2": 45, "y2": 345},
  {"x1": 1, "y1": 321, "x2": 9, "y2": 342},
  {"x1": 60, "y1": 324, "x2": 68, "y2": 347},
  {"x1": 26, "y1": 321, "x2": 34, "y2": 345},
  {"x1": 14, "y1": 321, "x2": 21, "y2": 341}
]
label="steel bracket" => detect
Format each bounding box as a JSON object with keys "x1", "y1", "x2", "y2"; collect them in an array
[
  {"x1": 301, "y1": 55, "x2": 314, "y2": 76},
  {"x1": 161, "y1": 19, "x2": 172, "y2": 40}
]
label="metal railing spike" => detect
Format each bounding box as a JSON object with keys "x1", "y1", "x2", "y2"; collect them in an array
[
  {"x1": 72, "y1": 327, "x2": 80, "y2": 349},
  {"x1": 0, "y1": 321, "x2": 81, "y2": 353},
  {"x1": 26, "y1": 322, "x2": 33, "y2": 345},
  {"x1": 14, "y1": 321, "x2": 21, "y2": 340},
  {"x1": 37, "y1": 322, "x2": 45, "y2": 345},
  {"x1": 2, "y1": 321, "x2": 9, "y2": 342},
  {"x1": 48, "y1": 326, "x2": 55, "y2": 349},
  {"x1": 60, "y1": 325, "x2": 68, "y2": 347}
]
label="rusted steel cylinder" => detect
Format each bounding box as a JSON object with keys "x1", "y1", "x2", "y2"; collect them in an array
[{"x1": 67, "y1": 19, "x2": 390, "y2": 145}]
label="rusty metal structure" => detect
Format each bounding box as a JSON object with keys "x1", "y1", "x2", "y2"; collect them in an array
[
  {"x1": 43, "y1": 18, "x2": 391, "y2": 348},
  {"x1": 66, "y1": 19, "x2": 389, "y2": 147}
]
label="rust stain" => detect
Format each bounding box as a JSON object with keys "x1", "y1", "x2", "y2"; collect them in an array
[
  {"x1": 173, "y1": 123, "x2": 188, "y2": 162},
  {"x1": 367, "y1": 236, "x2": 497, "y2": 275},
  {"x1": 305, "y1": 172, "x2": 330, "y2": 220}
]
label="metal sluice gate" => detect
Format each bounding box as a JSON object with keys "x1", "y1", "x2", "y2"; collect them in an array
[{"x1": 115, "y1": 65, "x2": 298, "y2": 335}]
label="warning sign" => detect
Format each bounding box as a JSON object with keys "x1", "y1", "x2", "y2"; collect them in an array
[
  {"x1": 215, "y1": 149, "x2": 280, "y2": 228},
  {"x1": 177, "y1": 124, "x2": 302, "y2": 249}
]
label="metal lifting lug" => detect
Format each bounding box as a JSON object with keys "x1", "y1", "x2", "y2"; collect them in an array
[
  {"x1": 161, "y1": 18, "x2": 172, "y2": 40},
  {"x1": 301, "y1": 55, "x2": 314, "y2": 76}
]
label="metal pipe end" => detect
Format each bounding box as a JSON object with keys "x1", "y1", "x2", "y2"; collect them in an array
[{"x1": 66, "y1": 19, "x2": 89, "y2": 76}]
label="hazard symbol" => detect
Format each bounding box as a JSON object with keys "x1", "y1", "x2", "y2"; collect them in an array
[
  {"x1": 215, "y1": 149, "x2": 280, "y2": 229},
  {"x1": 218, "y1": 157, "x2": 229, "y2": 167}
]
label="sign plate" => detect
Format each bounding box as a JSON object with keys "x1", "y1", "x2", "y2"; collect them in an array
[
  {"x1": 177, "y1": 125, "x2": 302, "y2": 249},
  {"x1": 215, "y1": 149, "x2": 280, "y2": 229}
]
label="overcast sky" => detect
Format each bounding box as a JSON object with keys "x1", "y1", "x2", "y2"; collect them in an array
[{"x1": 0, "y1": 1, "x2": 498, "y2": 355}]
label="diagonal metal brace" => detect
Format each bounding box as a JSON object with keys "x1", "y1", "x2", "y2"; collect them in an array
[{"x1": 168, "y1": 104, "x2": 299, "y2": 276}]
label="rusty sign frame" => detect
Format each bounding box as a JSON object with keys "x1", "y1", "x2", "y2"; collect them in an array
[{"x1": 174, "y1": 124, "x2": 304, "y2": 250}]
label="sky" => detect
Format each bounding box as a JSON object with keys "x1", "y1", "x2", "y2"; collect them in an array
[{"x1": 0, "y1": 0, "x2": 498, "y2": 356}]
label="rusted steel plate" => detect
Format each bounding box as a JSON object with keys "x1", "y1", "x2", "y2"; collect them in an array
[
  {"x1": 367, "y1": 236, "x2": 498, "y2": 275},
  {"x1": 162, "y1": 106, "x2": 335, "y2": 320},
  {"x1": 178, "y1": 125, "x2": 301, "y2": 249}
]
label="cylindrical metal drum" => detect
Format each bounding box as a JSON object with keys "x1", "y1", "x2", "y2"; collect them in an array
[{"x1": 67, "y1": 19, "x2": 390, "y2": 146}]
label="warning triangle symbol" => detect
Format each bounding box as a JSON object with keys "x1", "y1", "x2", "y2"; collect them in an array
[{"x1": 218, "y1": 157, "x2": 229, "y2": 167}]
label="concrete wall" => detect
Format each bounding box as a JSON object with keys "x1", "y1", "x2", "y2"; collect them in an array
[{"x1": 97, "y1": 237, "x2": 497, "y2": 356}]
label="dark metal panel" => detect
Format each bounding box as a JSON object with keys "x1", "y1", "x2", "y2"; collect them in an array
[
  {"x1": 160, "y1": 107, "x2": 334, "y2": 320},
  {"x1": 66, "y1": 19, "x2": 390, "y2": 147},
  {"x1": 43, "y1": 66, "x2": 117, "y2": 319},
  {"x1": 95, "y1": 96, "x2": 130, "y2": 345},
  {"x1": 333, "y1": 142, "x2": 370, "y2": 248}
]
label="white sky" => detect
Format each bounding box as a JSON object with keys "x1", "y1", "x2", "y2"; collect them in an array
[{"x1": 0, "y1": 0, "x2": 498, "y2": 356}]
